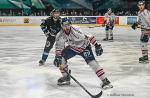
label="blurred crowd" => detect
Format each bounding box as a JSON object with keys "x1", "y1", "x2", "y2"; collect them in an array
[{"x1": 0, "y1": 9, "x2": 139, "y2": 16}]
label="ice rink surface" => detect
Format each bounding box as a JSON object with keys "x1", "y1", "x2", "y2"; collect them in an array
[{"x1": 0, "y1": 26, "x2": 150, "y2": 98}]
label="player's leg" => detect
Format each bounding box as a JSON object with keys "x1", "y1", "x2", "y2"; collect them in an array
[
  {"x1": 103, "y1": 26, "x2": 109, "y2": 41},
  {"x1": 39, "y1": 36, "x2": 55, "y2": 65},
  {"x1": 139, "y1": 31, "x2": 149, "y2": 63},
  {"x1": 80, "y1": 45, "x2": 113, "y2": 89},
  {"x1": 57, "y1": 47, "x2": 77, "y2": 85},
  {"x1": 109, "y1": 26, "x2": 114, "y2": 40}
]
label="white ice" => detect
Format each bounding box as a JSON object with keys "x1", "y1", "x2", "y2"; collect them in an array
[{"x1": 0, "y1": 26, "x2": 150, "y2": 98}]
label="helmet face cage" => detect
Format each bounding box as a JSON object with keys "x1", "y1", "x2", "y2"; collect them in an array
[{"x1": 50, "y1": 9, "x2": 60, "y2": 19}]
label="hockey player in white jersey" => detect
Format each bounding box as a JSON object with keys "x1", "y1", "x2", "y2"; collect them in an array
[
  {"x1": 103, "y1": 8, "x2": 115, "y2": 41},
  {"x1": 53, "y1": 18, "x2": 113, "y2": 89},
  {"x1": 132, "y1": 1, "x2": 150, "y2": 63}
]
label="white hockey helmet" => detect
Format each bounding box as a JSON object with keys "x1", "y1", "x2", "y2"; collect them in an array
[
  {"x1": 107, "y1": 8, "x2": 112, "y2": 12},
  {"x1": 138, "y1": 1, "x2": 145, "y2": 6}
]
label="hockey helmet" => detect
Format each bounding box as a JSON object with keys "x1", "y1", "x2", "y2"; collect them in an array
[
  {"x1": 138, "y1": 1, "x2": 145, "y2": 6},
  {"x1": 107, "y1": 8, "x2": 112, "y2": 12},
  {"x1": 50, "y1": 9, "x2": 60, "y2": 20},
  {"x1": 108, "y1": 8, "x2": 112, "y2": 11},
  {"x1": 62, "y1": 17, "x2": 72, "y2": 26},
  {"x1": 50, "y1": 9, "x2": 60, "y2": 15}
]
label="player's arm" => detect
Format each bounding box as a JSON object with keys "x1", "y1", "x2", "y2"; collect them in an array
[
  {"x1": 73, "y1": 27, "x2": 103, "y2": 56},
  {"x1": 131, "y1": 14, "x2": 141, "y2": 30},
  {"x1": 54, "y1": 32, "x2": 66, "y2": 67},
  {"x1": 134, "y1": 9, "x2": 150, "y2": 29},
  {"x1": 111, "y1": 14, "x2": 115, "y2": 25},
  {"x1": 40, "y1": 19, "x2": 50, "y2": 37},
  {"x1": 102, "y1": 18, "x2": 107, "y2": 27},
  {"x1": 86, "y1": 35, "x2": 103, "y2": 56},
  {"x1": 102, "y1": 14, "x2": 107, "y2": 27},
  {"x1": 131, "y1": 22, "x2": 140, "y2": 30}
]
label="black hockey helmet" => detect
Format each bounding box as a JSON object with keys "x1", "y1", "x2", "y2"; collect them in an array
[
  {"x1": 52, "y1": 9, "x2": 60, "y2": 13},
  {"x1": 50, "y1": 9, "x2": 60, "y2": 15},
  {"x1": 50, "y1": 9, "x2": 60, "y2": 20},
  {"x1": 138, "y1": 1, "x2": 145, "y2": 6}
]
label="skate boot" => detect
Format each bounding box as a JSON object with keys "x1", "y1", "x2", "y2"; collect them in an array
[
  {"x1": 109, "y1": 37, "x2": 113, "y2": 41},
  {"x1": 57, "y1": 70, "x2": 71, "y2": 86},
  {"x1": 139, "y1": 56, "x2": 149, "y2": 63},
  {"x1": 101, "y1": 78, "x2": 113, "y2": 90},
  {"x1": 103, "y1": 38, "x2": 108, "y2": 41},
  {"x1": 39, "y1": 60, "x2": 45, "y2": 66}
]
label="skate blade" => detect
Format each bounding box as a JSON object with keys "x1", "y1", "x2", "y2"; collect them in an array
[
  {"x1": 39, "y1": 63, "x2": 44, "y2": 66},
  {"x1": 102, "y1": 40, "x2": 108, "y2": 41},
  {"x1": 102, "y1": 84, "x2": 113, "y2": 90},
  {"x1": 108, "y1": 40, "x2": 114, "y2": 42},
  {"x1": 139, "y1": 60, "x2": 149, "y2": 64},
  {"x1": 57, "y1": 81, "x2": 70, "y2": 86}
]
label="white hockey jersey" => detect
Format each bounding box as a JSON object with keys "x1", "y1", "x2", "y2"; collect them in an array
[
  {"x1": 104, "y1": 13, "x2": 115, "y2": 26},
  {"x1": 138, "y1": 9, "x2": 150, "y2": 29},
  {"x1": 55, "y1": 26, "x2": 97, "y2": 54}
]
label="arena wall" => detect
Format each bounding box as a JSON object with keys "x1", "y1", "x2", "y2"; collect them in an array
[{"x1": 0, "y1": 16, "x2": 138, "y2": 26}]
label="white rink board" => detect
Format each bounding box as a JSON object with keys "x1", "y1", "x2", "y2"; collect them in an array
[{"x1": 0, "y1": 16, "x2": 137, "y2": 26}]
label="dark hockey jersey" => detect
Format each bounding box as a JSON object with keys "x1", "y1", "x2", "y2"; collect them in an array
[{"x1": 40, "y1": 16, "x2": 62, "y2": 37}]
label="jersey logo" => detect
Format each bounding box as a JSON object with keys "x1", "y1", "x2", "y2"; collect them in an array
[{"x1": 83, "y1": 50, "x2": 92, "y2": 58}]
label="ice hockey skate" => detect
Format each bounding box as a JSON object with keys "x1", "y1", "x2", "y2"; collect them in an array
[
  {"x1": 57, "y1": 70, "x2": 71, "y2": 86},
  {"x1": 101, "y1": 78, "x2": 113, "y2": 90},
  {"x1": 39, "y1": 60, "x2": 45, "y2": 66},
  {"x1": 139, "y1": 56, "x2": 149, "y2": 63},
  {"x1": 103, "y1": 38, "x2": 108, "y2": 41},
  {"x1": 109, "y1": 37, "x2": 113, "y2": 41}
]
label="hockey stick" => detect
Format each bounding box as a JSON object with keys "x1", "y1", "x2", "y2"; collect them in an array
[{"x1": 63, "y1": 69, "x2": 103, "y2": 98}]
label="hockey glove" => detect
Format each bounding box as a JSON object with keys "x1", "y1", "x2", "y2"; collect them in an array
[
  {"x1": 54, "y1": 55, "x2": 62, "y2": 67},
  {"x1": 131, "y1": 23, "x2": 138, "y2": 30},
  {"x1": 41, "y1": 25, "x2": 50, "y2": 37},
  {"x1": 95, "y1": 43, "x2": 103, "y2": 56}
]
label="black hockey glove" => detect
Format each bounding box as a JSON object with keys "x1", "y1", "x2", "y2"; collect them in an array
[
  {"x1": 131, "y1": 23, "x2": 138, "y2": 30},
  {"x1": 41, "y1": 26, "x2": 50, "y2": 37},
  {"x1": 95, "y1": 43, "x2": 103, "y2": 56},
  {"x1": 54, "y1": 55, "x2": 62, "y2": 67}
]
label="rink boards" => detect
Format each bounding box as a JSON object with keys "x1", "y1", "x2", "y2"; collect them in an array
[{"x1": 0, "y1": 16, "x2": 137, "y2": 26}]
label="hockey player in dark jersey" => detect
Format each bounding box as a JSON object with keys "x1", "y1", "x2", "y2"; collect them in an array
[
  {"x1": 132, "y1": 1, "x2": 150, "y2": 63},
  {"x1": 39, "y1": 9, "x2": 62, "y2": 66},
  {"x1": 53, "y1": 18, "x2": 113, "y2": 90}
]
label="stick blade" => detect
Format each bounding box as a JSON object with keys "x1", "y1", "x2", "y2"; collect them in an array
[{"x1": 93, "y1": 91, "x2": 103, "y2": 98}]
